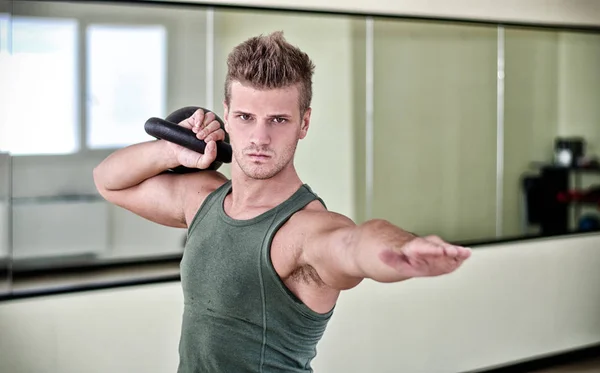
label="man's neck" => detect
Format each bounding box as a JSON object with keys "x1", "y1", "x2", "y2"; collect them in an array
[{"x1": 228, "y1": 163, "x2": 303, "y2": 214}]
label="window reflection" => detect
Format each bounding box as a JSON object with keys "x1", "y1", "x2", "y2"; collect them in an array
[
  {"x1": 1, "y1": 16, "x2": 79, "y2": 155},
  {"x1": 6, "y1": 0, "x2": 204, "y2": 278},
  {"x1": 86, "y1": 24, "x2": 167, "y2": 149},
  {"x1": 0, "y1": 12, "x2": 10, "y2": 154}
]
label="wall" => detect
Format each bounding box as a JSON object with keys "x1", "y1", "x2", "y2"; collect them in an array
[
  {"x1": 1, "y1": 234, "x2": 600, "y2": 372},
  {"x1": 157, "y1": 0, "x2": 600, "y2": 27}
]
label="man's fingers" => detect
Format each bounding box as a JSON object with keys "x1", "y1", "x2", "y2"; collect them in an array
[
  {"x1": 204, "y1": 129, "x2": 226, "y2": 143},
  {"x1": 203, "y1": 111, "x2": 216, "y2": 126},
  {"x1": 193, "y1": 111, "x2": 215, "y2": 134},
  {"x1": 190, "y1": 109, "x2": 206, "y2": 132},
  {"x1": 424, "y1": 235, "x2": 471, "y2": 259},
  {"x1": 195, "y1": 140, "x2": 217, "y2": 169},
  {"x1": 403, "y1": 238, "x2": 444, "y2": 257},
  {"x1": 197, "y1": 120, "x2": 224, "y2": 141}
]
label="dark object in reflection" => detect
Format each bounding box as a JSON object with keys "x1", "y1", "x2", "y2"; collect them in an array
[
  {"x1": 578, "y1": 214, "x2": 600, "y2": 231},
  {"x1": 524, "y1": 165, "x2": 600, "y2": 236},
  {"x1": 554, "y1": 137, "x2": 585, "y2": 167},
  {"x1": 557, "y1": 186, "x2": 600, "y2": 205}
]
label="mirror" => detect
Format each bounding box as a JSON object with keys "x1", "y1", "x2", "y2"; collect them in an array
[
  {"x1": 3, "y1": 0, "x2": 600, "y2": 285},
  {"x1": 504, "y1": 27, "x2": 600, "y2": 239},
  {"x1": 8, "y1": 0, "x2": 211, "y2": 274},
  {"x1": 370, "y1": 19, "x2": 498, "y2": 243}
]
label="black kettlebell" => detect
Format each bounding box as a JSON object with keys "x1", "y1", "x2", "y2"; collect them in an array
[{"x1": 144, "y1": 106, "x2": 232, "y2": 173}]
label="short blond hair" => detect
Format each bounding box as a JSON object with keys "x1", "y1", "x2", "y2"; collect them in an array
[{"x1": 224, "y1": 31, "x2": 315, "y2": 114}]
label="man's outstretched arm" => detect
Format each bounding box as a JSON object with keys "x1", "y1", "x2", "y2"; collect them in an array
[{"x1": 302, "y1": 214, "x2": 472, "y2": 290}]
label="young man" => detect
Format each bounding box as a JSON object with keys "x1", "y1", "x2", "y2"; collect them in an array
[{"x1": 93, "y1": 31, "x2": 471, "y2": 373}]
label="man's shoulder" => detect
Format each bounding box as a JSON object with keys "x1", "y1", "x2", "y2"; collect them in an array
[
  {"x1": 291, "y1": 201, "x2": 355, "y2": 236},
  {"x1": 179, "y1": 171, "x2": 229, "y2": 225},
  {"x1": 181, "y1": 170, "x2": 229, "y2": 194}
]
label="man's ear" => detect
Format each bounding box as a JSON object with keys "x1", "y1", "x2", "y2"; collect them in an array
[
  {"x1": 222, "y1": 101, "x2": 230, "y2": 133},
  {"x1": 299, "y1": 107, "x2": 311, "y2": 139}
]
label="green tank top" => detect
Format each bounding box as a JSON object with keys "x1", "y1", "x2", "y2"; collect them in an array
[{"x1": 177, "y1": 180, "x2": 334, "y2": 373}]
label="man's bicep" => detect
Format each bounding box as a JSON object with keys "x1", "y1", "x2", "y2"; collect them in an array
[
  {"x1": 303, "y1": 214, "x2": 364, "y2": 290},
  {"x1": 98, "y1": 172, "x2": 189, "y2": 228}
]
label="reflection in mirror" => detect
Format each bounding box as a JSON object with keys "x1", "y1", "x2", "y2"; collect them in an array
[
  {"x1": 8, "y1": 0, "x2": 209, "y2": 280},
  {"x1": 370, "y1": 19, "x2": 498, "y2": 244},
  {"x1": 86, "y1": 23, "x2": 167, "y2": 149},
  {"x1": 0, "y1": 4, "x2": 10, "y2": 153},
  {"x1": 3, "y1": 15, "x2": 78, "y2": 155},
  {"x1": 504, "y1": 27, "x2": 600, "y2": 238}
]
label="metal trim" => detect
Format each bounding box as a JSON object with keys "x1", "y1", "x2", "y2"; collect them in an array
[
  {"x1": 205, "y1": 7, "x2": 214, "y2": 110},
  {"x1": 496, "y1": 26, "x2": 505, "y2": 237},
  {"x1": 365, "y1": 17, "x2": 374, "y2": 221}
]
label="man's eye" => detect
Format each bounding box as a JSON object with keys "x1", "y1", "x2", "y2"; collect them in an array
[
  {"x1": 273, "y1": 117, "x2": 287, "y2": 123},
  {"x1": 239, "y1": 114, "x2": 250, "y2": 120}
]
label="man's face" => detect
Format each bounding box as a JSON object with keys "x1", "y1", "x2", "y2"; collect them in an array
[{"x1": 223, "y1": 81, "x2": 311, "y2": 180}]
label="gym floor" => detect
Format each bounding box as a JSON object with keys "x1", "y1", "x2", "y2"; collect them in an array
[{"x1": 531, "y1": 357, "x2": 600, "y2": 372}]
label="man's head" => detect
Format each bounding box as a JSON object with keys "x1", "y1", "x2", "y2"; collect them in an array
[{"x1": 223, "y1": 31, "x2": 315, "y2": 180}]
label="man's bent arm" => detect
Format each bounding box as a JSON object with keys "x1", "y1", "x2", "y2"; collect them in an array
[
  {"x1": 94, "y1": 140, "x2": 179, "y2": 192},
  {"x1": 93, "y1": 140, "x2": 219, "y2": 228}
]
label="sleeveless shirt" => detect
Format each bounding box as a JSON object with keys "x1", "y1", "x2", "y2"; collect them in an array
[{"x1": 177, "y1": 180, "x2": 334, "y2": 373}]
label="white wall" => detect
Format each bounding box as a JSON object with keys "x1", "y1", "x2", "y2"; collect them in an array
[
  {"x1": 1, "y1": 234, "x2": 600, "y2": 373},
  {"x1": 157, "y1": 0, "x2": 600, "y2": 27},
  {"x1": 317, "y1": 234, "x2": 600, "y2": 373}
]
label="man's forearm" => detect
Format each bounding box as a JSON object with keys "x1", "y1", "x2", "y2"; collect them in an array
[
  {"x1": 350, "y1": 219, "x2": 418, "y2": 283},
  {"x1": 93, "y1": 140, "x2": 179, "y2": 191}
]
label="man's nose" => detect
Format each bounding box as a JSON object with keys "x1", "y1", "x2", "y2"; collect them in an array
[{"x1": 250, "y1": 122, "x2": 271, "y2": 146}]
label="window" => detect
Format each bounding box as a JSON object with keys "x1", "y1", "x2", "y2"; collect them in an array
[
  {"x1": 86, "y1": 24, "x2": 167, "y2": 149},
  {"x1": 0, "y1": 13, "x2": 8, "y2": 52},
  {"x1": 0, "y1": 16, "x2": 79, "y2": 155}
]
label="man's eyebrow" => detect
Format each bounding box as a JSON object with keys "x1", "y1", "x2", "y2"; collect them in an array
[{"x1": 266, "y1": 113, "x2": 292, "y2": 118}]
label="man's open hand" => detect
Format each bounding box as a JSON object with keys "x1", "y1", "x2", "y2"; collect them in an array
[{"x1": 380, "y1": 235, "x2": 472, "y2": 278}]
